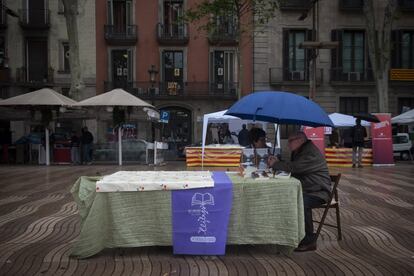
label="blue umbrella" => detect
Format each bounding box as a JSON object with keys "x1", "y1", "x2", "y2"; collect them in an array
[{"x1": 225, "y1": 91, "x2": 334, "y2": 127}]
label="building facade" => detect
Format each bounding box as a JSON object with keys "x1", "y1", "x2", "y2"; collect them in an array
[
  {"x1": 95, "y1": 0, "x2": 252, "y2": 157},
  {"x1": 254, "y1": 0, "x2": 414, "y2": 137},
  {"x1": 0, "y1": 0, "x2": 96, "y2": 142}
]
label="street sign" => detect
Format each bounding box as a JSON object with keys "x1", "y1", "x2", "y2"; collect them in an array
[{"x1": 159, "y1": 111, "x2": 170, "y2": 123}]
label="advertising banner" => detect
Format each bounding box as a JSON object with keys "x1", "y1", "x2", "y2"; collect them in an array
[
  {"x1": 371, "y1": 113, "x2": 394, "y2": 165},
  {"x1": 303, "y1": 126, "x2": 325, "y2": 156},
  {"x1": 172, "y1": 172, "x2": 233, "y2": 255}
]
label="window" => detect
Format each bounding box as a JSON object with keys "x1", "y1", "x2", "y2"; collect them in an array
[
  {"x1": 398, "y1": 98, "x2": 414, "y2": 114},
  {"x1": 107, "y1": 0, "x2": 133, "y2": 28},
  {"x1": 163, "y1": 0, "x2": 184, "y2": 37},
  {"x1": 162, "y1": 50, "x2": 184, "y2": 95},
  {"x1": 209, "y1": 50, "x2": 236, "y2": 92},
  {"x1": 342, "y1": 31, "x2": 364, "y2": 73},
  {"x1": 339, "y1": 97, "x2": 368, "y2": 115},
  {"x1": 392, "y1": 30, "x2": 414, "y2": 69},
  {"x1": 283, "y1": 29, "x2": 311, "y2": 81},
  {"x1": 59, "y1": 41, "x2": 70, "y2": 73}
]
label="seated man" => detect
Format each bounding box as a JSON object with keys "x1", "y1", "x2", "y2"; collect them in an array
[{"x1": 267, "y1": 131, "x2": 331, "y2": 252}]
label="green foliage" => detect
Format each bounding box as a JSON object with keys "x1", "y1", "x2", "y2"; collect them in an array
[
  {"x1": 112, "y1": 107, "x2": 126, "y2": 127},
  {"x1": 183, "y1": 0, "x2": 279, "y2": 35}
]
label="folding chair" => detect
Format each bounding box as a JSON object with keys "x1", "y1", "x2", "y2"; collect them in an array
[{"x1": 313, "y1": 173, "x2": 342, "y2": 241}]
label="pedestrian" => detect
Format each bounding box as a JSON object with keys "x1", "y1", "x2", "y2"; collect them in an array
[
  {"x1": 70, "y1": 130, "x2": 80, "y2": 165},
  {"x1": 237, "y1": 124, "x2": 250, "y2": 147},
  {"x1": 81, "y1": 127, "x2": 94, "y2": 165},
  {"x1": 351, "y1": 118, "x2": 367, "y2": 168},
  {"x1": 267, "y1": 131, "x2": 331, "y2": 252}
]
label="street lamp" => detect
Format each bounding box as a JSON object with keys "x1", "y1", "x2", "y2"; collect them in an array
[
  {"x1": 148, "y1": 65, "x2": 158, "y2": 89},
  {"x1": 148, "y1": 65, "x2": 158, "y2": 141}
]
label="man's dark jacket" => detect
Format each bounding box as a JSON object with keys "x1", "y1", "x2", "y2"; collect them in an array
[{"x1": 271, "y1": 140, "x2": 331, "y2": 202}]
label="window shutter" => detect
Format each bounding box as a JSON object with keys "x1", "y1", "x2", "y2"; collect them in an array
[
  {"x1": 107, "y1": 0, "x2": 113, "y2": 25},
  {"x1": 391, "y1": 30, "x2": 401, "y2": 68},
  {"x1": 306, "y1": 29, "x2": 313, "y2": 78},
  {"x1": 282, "y1": 29, "x2": 289, "y2": 80},
  {"x1": 331, "y1": 29, "x2": 342, "y2": 79}
]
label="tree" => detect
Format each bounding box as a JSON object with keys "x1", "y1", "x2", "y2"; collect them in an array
[
  {"x1": 363, "y1": 0, "x2": 398, "y2": 113},
  {"x1": 184, "y1": 0, "x2": 279, "y2": 99},
  {"x1": 62, "y1": 0, "x2": 86, "y2": 101}
]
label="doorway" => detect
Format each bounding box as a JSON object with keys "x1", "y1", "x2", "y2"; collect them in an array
[{"x1": 160, "y1": 106, "x2": 191, "y2": 160}]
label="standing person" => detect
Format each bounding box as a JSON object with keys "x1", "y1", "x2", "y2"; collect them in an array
[
  {"x1": 237, "y1": 124, "x2": 250, "y2": 147},
  {"x1": 351, "y1": 119, "x2": 367, "y2": 168},
  {"x1": 81, "y1": 127, "x2": 94, "y2": 165},
  {"x1": 70, "y1": 131, "x2": 80, "y2": 165},
  {"x1": 267, "y1": 131, "x2": 331, "y2": 252}
]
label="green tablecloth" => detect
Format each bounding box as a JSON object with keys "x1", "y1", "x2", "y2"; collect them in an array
[{"x1": 71, "y1": 173, "x2": 305, "y2": 258}]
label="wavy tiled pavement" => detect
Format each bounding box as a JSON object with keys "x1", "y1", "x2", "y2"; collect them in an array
[{"x1": 0, "y1": 163, "x2": 413, "y2": 275}]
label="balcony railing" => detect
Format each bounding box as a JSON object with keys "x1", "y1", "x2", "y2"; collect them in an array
[
  {"x1": 104, "y1": 25, "x2": 138, "y2": 45},
  {"x1": 19, "y1": 9, "x2": 50, "y2": 29},
  {"x1": 104, "y1": 81, "x2": 238, "y2": 100},
  {"x1": 269, "y1": 67, "x2": 323, "y2": 85},
  {"x1": 399, "y1": 0, "x2": 414, "y2": 11},
  {"x1": 157, "y1": 23, "x2": 189, "y2": 45},
  {"x1": 15, "y1": 67, "x2": 54, "y2": 87},
  {"x1": 339, "y1": 0, "x2": 363, "y2": 11},
  {"x1": 330, "y1": 68, "x2": 374, "y2": 84},
  {"x1": 279, "y1": 0, "x2": 311, "y2": 11},
  {"x1": 208, "y1": 24, "x2": 239, "y2": 45}
]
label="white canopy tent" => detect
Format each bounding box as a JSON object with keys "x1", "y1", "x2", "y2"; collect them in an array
[
  {"x1": 329, "y1": 113, "x2": 371, "y2": 127},
  {"x1": 74, "y1": 89, "x2": 159, "y2": 165},
  {"x1": 0, "y1": 88, "x2": 78, "y2": 166},
  {"x1": 391, "y1": 109, "x2": 414, "y2": 124},
  {"x1": 202, "y1": 110, "x2": 281, "y2": 167}
]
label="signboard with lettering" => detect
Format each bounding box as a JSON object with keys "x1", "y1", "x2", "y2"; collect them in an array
[
  {"x1": 371, "y1": 113, "x2": 394, "y2": 165},
  {"x1": 303, "y1": 126, "x2": 325, "y2": 156},
  {"x1": 159, "y1": 111, "x2": 170, "y2": 124}
]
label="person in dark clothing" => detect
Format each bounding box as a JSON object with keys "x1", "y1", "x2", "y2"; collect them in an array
[
  {"x1": 81, "y1": 127, "x2": 94, "y2": 165},
  {"x1": 249, "y1": 127, "x2": 267, "y2": 149},
  {"x1": 268, "y1": 131, "x2": 331, "y2": 252},
  {"x1": 70, "y1": 131, "x2": 80, "y2": 165},
  {"x1": 350, "y1": 119, "x2": 367, "y2": 168},
  {"x1": 237, "y1": 124, "x2": 250, "y2": 147}
]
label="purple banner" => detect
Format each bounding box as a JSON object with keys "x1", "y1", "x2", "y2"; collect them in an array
[{"x1": 172, "y1": 171, "x2": 233, "y2": 255}]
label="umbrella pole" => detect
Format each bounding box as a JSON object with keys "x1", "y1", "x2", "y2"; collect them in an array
[
  {"x1": 45, "y1": 128, "x2": 50, "y2": 166},
  {"x1": 273, "y1": 124, "x2": 279, "y2": 155},
  {"x1": 118, "y1": 127, "x2": 122, "y2": 166}
]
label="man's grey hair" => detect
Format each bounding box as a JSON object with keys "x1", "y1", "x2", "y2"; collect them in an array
[{"x1": 289, "y1": 131, "x2": 308, "y2": 142}]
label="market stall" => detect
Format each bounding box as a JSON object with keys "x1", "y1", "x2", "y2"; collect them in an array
[{"x1": 325, "y1": 112, "x2": 373, "y2": 167}]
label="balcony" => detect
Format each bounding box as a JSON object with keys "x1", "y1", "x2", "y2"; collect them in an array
[
  {"x1": 339, "y1": 0, "x2": 363, "y2": 11},
  {"x1": 104, "y1": 81, "x2": 238, "y2": 100},
  {"x1": 269, "y1": 67, "x2": 323, "y2": 86},
  {"x1": 279, "y1": 0, "x2": 311, "y2": 11},
  {"x1": 157, "y1": 23, "x2": 189, "y2": 45},
  {"x1": 15, "y1": 67, "x2": 54, "y2": 88},
  {"x1": 104, "y1": 25, "x2": 138, "y2": 45},
  {"x1": 208, "y1": 24, "x2": 239, "y2": 46},
  {"x1": 330, "y1": 68, "x2": 375, "y2": 85},
  {"x1": 399, "y1": 0, "x2": 414, "y2": 11},
  {"x1": 19, "y1": 9, "x2": 50, "y2": 29}
]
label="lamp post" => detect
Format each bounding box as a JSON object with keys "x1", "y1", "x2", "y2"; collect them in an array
[
  {"x1": 148, "y1": 65, "x2": 158, "y2": 141},
  {"x1": 148, "y1": 64, "x2": 158, "y2": 90}
]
